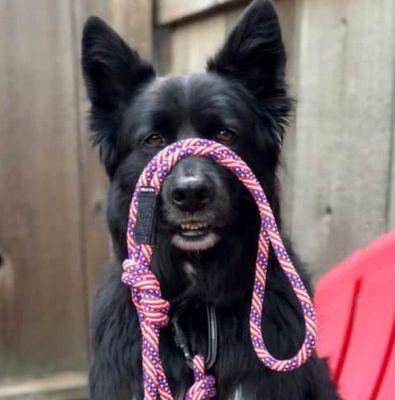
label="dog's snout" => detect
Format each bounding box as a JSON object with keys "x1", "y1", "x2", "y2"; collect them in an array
[{"x1": 171, "y1": 176, "x2": 214, "y2": 212}]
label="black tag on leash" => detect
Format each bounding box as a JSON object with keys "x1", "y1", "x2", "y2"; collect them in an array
[{"x1": 135, "y1": 186, "x2": 159, "y2": 244}]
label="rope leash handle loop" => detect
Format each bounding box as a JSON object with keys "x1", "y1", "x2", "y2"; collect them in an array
[{"x1": 123, "y1": 139, "x2": 317, "y2": 399}]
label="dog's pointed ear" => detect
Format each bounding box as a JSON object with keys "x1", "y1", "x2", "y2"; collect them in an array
[
  {"x1": 207, "y1": 0, "x2": 290, "y2": 129},
  {"x1": 82, "y1": 16, "x2": 155, "y2": 176}
]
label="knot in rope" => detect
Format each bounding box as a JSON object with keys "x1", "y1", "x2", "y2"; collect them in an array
[
  {"x1": 185, "y1": 355, "x2": 216, "y2": 400},
  {"x1": 122, "y1": 259, "x2": 170, "y2": 328}
]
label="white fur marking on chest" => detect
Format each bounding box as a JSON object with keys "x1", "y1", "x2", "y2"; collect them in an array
[{"x1": 184, "y1": 261, "x2": 197, "y2": 280}]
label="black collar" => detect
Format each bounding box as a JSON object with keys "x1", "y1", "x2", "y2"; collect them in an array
[{"x1": 171, "y1": 305, "x2": 218, "y2": 370}]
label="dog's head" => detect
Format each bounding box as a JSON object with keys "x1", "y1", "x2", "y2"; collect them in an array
[{"x1": 82, "y1": 0, "x2": 290, "y2": 285}]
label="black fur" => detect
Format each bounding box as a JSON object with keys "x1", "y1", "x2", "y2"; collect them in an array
[{"x1": 82, "y1": 1, "x2": 340, "y2": 398}]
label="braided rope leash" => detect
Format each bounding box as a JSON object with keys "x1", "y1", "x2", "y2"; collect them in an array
[
  {"x1": 185, "y1": 355, "x2": 216, "y2": 400},
  {"x1": 121, "y1": 138, "x2": 317, "y2": 400}
]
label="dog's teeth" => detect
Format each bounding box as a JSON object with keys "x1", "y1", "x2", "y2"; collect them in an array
[{"x1": 180, "y1": 222, "x2": 209, "y2": 231}]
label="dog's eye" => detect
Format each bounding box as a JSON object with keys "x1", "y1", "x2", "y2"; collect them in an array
[
  {"x1": 216, "y1": 129, "x2": 236, "y2": 144},
  {"x1": 145, "y1": 133, "x2": 165, "y2": 147}
]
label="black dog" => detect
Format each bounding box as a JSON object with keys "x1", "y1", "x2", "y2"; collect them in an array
[{"x1": 82, "y1": 0, "x2": 340, "y2": 398}]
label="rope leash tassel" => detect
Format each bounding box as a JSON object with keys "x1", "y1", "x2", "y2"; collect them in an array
[{"x1": 121, "y1": 139, "x2": 317, "y2": 400}]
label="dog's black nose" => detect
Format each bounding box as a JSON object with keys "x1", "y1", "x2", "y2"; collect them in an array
[{"x1": 171, "y1": 176, "x2": 214, "y2": 212}]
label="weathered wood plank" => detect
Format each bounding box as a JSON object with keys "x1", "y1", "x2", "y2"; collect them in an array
[
  {"x1": 156, "y1": 0, "x2": 246, "y2": 25},
  {"x1": 0, "y1": 372, "x2": 87, "y2": 400},
  {"x1": 388, "y1": 72, "x2": 395, "y2": 228},
  {"x1": 291, "y1": 0, "x2": 395, "y2": 280},
  {"x1": 271, "y1": 0, "x2": 301, "y2": 237},
  {"x1": 0, "y1": 0, "x2": 87, "y2": 378},
  {"x1": 389, "y1": 124, "x2": 395, "y2": 228},
  {"x1": 167, "y1": 12, "x2": 228, "y2": 74},
  {"x1": 109, "y1": 0, "x2": 153, "y2": 59}
]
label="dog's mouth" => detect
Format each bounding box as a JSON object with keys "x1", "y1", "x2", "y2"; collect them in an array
[{"x1": 171, "y1": 219, "x2": 220, "y2": 251}]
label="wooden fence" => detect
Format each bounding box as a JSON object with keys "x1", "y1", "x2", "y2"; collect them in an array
[
  {"x1": 0, "y1": 0, "x2": 394, "y2": 397},
  {"x1": 0, "y1": 0, "x2": 151, "y2": 397}
]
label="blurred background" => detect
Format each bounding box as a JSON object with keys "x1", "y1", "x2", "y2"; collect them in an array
[{"x1": 1, "y1": 0, "x2": 394, "y2": 398}]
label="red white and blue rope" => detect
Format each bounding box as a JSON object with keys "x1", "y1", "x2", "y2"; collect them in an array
[{"x1": 121, "y1": 138, "x2": 317, "y2": 400}]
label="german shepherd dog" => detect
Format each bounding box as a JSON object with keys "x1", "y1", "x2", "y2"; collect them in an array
[{"x1": 82, "y1": 0, "x2": 340, "y2": 398}]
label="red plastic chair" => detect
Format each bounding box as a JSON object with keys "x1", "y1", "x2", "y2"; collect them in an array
[{"x1": 315, "y1": 230, "x2": 395, "y2": 400}]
